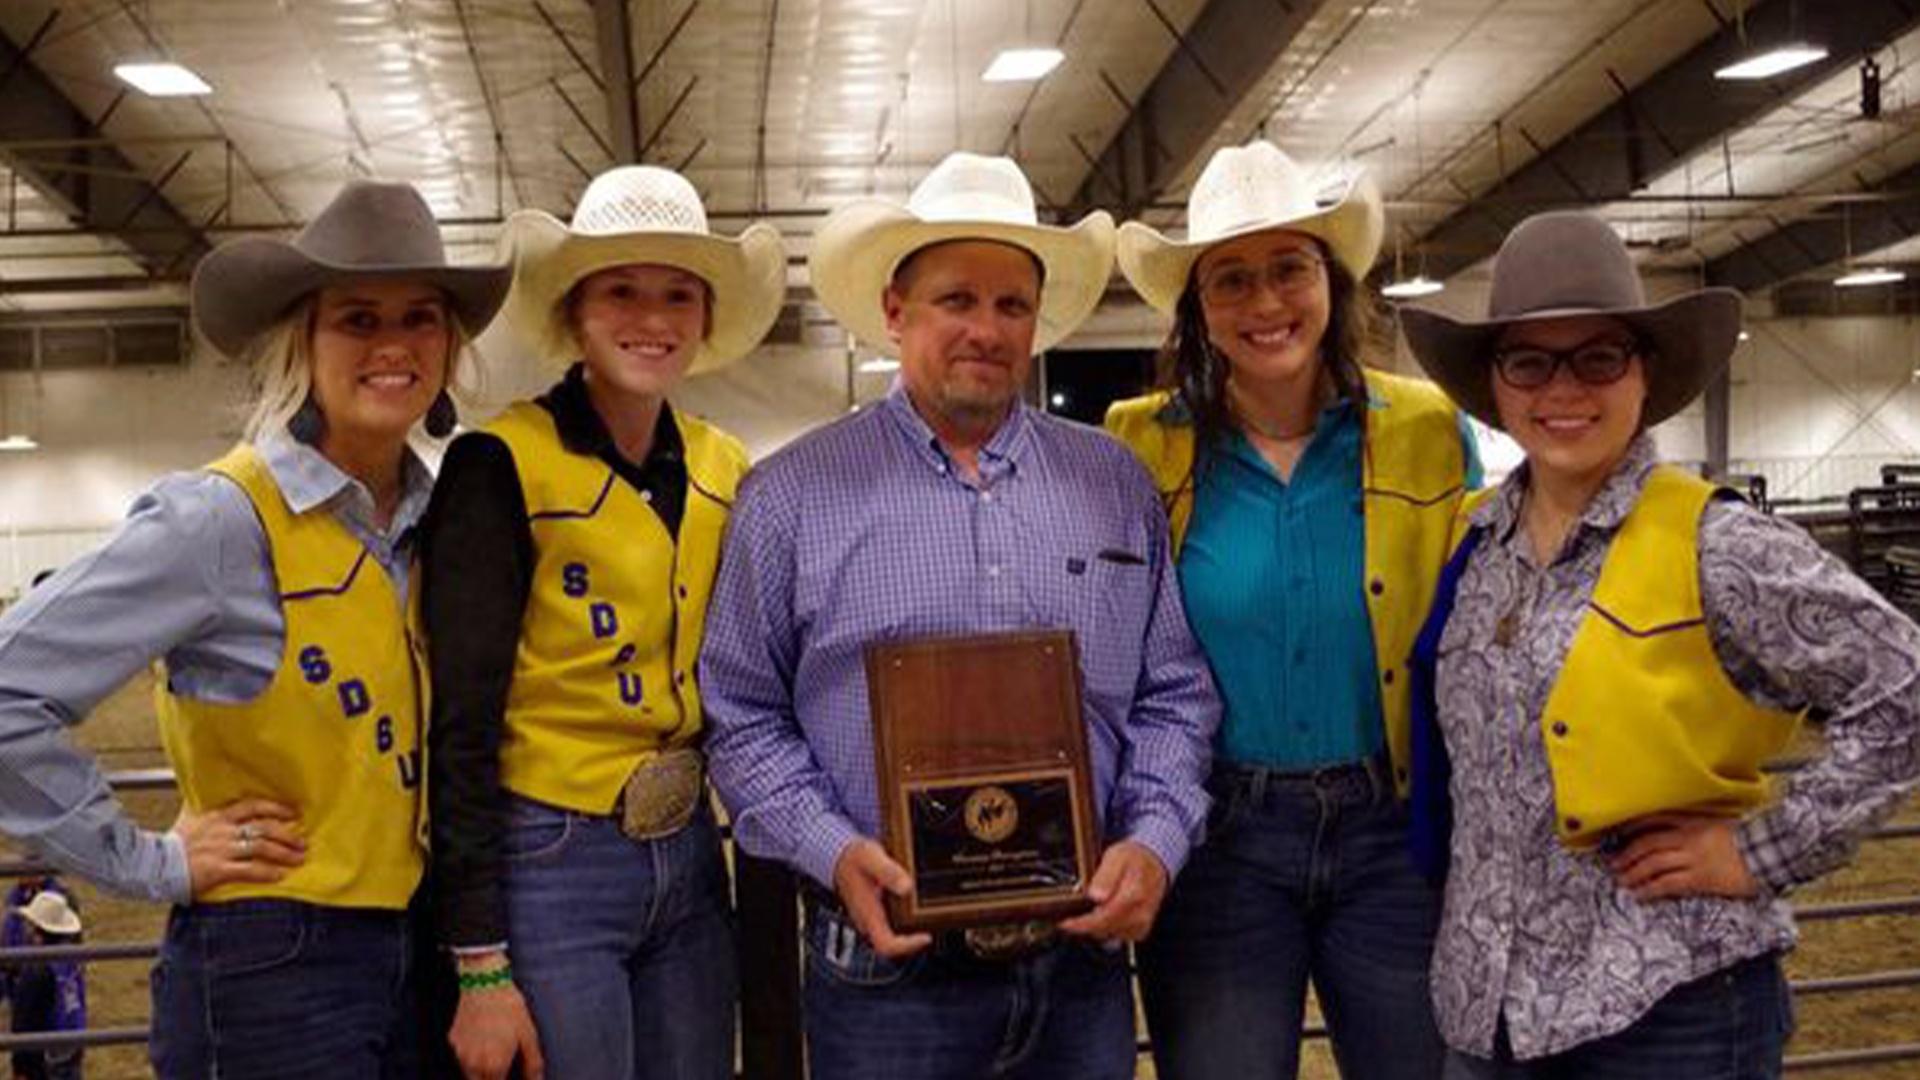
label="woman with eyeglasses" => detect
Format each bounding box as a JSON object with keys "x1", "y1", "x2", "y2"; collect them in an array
[
  {"x1": 1400, "y1": 210, "x2": 1920, "y2": 1076},
  {"x1": 1105, "y1": 140, "x2": 1477, "y2": 1079}
]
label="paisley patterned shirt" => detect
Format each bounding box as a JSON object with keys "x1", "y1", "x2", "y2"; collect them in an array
[{"x1": 1431, "y1": 435, "x2": 1920, "y2": 1060}]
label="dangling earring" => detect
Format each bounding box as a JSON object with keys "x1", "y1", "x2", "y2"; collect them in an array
[
  {"x1": 288, "y1": 395, "x2": 326, "y2": 445},
  {"x1": 425, "y1": 389, "x2": 458, "y2": 438}
]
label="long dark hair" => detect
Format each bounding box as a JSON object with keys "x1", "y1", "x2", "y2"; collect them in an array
[{"x1": 1153, "y1": 243, "x2": 1382, "y2": 484}]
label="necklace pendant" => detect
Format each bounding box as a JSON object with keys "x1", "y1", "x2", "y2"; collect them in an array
[{"x1": 1494, "y1": 611, "x2": 1517, "y2": 648}]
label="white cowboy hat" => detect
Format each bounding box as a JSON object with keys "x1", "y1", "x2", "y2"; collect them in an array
[
  {"x1": 15, "y1": 891, "x2": 81, "y2": 937},
  {"x1": 808, "y1": 152, "x2": 1115, "y2": 356},
  {"x1": 501, "y1": 165, "x2": 786, "y2": 375},
  {"x1": 1118, "y1": 140, "x2": 1384, "y2": 314}
]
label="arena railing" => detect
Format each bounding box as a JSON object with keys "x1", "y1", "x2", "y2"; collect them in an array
[{"x1": 0, "y1": 768, "x2": 1914, "y2": 1076}]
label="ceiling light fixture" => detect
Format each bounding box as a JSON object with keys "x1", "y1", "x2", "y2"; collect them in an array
[
  {"x1": 1714, "y1": 44, "x2": 1827, "y2": 80},
  {"x1": 1834, "y1": 267, "x2": 1906, "y2": 287},
  {"x1": 982, "y1": 48, "x2": 1064, "y2": 83},
  {"x1": 113, "y1": 61, "x2": 212, "y2": 97},
  {"x1": 1381, "y1": 275, "x2": 1444, "y2": 299},
  {"x1": 0, "y1": 435, "x2": 38, "y2": 452}
]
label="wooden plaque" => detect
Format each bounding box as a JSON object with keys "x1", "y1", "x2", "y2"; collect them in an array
[{"x1": 865, "y1": 629, "x2": 1098, "y2": 932}]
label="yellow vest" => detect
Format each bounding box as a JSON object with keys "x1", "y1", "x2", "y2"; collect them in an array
[
  {"x1": 485, "y1": 402, "x2": 749, "y2": 813},
  {"x1": 157, "y1": 445, "x2": 427, "y2": 909},
  {"x1": 1105, "y1": 369, "x2": 1467, "y2": 795},
  {"x1": 1496, "y1": 467, "x2": 1802, "y2": 847}
]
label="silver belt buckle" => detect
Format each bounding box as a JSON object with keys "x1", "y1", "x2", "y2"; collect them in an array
[
  {"x1": 962, "y1": 920, "x2": 1058, "y2": 961},
  {"x1": 619, "y1": 747, "x2": 704, "y2": 841}
]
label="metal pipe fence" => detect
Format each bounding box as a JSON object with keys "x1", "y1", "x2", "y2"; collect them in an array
[{"x1": 0, "y1": 770, "x2": 1913, "y2": 1074}]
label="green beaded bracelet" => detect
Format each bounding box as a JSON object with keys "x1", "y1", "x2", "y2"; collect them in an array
[{"x1": 456, "y1": 964, "x2": 514, "y2": 993}]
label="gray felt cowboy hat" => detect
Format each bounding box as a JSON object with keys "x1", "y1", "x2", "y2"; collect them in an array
[
  {"x1": 1398, "y1": 210, "x2": 1742, "y2": 429},
  {"x1": 192, "y1": 180, "x2": 511, "y2": 358}
]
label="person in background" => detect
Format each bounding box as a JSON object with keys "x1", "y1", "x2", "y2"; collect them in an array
[
  {"x1": 0, "y1": 179, "x2": 509, "y2": 1078},
  {"x1": 1401, "y1": 209, "x2": 1920, "y2": 1076},
  {"x1": 422, "y1": 164, "x2": 784, "y2": 1080},
  {"x1": 8, "y1": 891, "x2": 85, "y2": 1080},
  {"x1": 1106, "y1": 140, "x2": 1475, "y2": 1079}
]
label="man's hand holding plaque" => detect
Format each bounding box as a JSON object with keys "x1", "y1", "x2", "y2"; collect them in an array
[
  {"x1": 1058, "y1": 839, "x2": 1170, "y2": 944},
  {"x1": 830, "y1": 838, "x2": 934, "y2": 959}
]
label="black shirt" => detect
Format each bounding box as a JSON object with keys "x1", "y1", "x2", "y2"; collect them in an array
[{"x1": 421, "y1": 364, "x2": 690, "y2": 947}]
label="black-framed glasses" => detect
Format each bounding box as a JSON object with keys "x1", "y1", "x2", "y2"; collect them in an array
[
  {"x1": 1197, "y1": 250, "x2": 1326, "y2": 306},
  {"x1": 1492, "y1": 338, "x2": 1640, "y2": 389}
]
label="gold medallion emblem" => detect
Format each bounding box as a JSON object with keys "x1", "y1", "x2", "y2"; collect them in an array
[{"x1": 963, "y1": 785, "x2": 1018, "y2": 844}]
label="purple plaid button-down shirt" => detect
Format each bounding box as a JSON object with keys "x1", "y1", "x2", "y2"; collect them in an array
[{"x1": 702, "y1": 383, "x2": 1220, "y2": 888}]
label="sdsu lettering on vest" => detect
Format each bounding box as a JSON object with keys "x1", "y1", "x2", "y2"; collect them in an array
[
  {"x1": 485, "y1": 402, "x2": 749, "y2": 814},
  {"x1": 156, "y1": 445, "x2": 428, "y2": 909}
]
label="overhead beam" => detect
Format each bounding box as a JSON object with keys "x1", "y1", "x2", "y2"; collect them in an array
[
  {"x1": 1066, "y1": 0, "x2": 1329, "y2": 219},
  {"x1": 592, "y1": 0, "x2": 640, "y2": 163},
  {"x1": 1707, "y1": 159, "x2": 1920, "y2": 292},
  {"x1": 0, "y1": 18, "x2": 212, "y2": 277},
  {"x1": 1414, "y1": 0, "x2": 1920, "y2": 282}
]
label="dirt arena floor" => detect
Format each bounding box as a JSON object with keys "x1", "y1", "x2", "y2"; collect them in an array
[{"x1": 4, "y1": 678, "x2": 1916, "y2": 1079}]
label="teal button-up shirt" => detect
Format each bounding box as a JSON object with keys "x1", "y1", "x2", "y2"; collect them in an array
[{"x1": 1179, "y1": 401, "x2": 1479, "y2": 768}]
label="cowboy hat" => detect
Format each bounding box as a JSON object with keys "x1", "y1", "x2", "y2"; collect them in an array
[
  {"x1": 1118, "y1": 140, "x2": 1383, "y2": 314},
  {"x1": 15, "y1": 891, "x2": 81, "y2": 937},
  {"x1": 192, "y1": 180, "x2": 511, "y2": 358},
  {"x1": 808, "y1": 152, "x2": 1115, "y2": 356},
  {"x1": 501, "y1": 165, "x2": 785, "y2": 375},
  {"x1": 1398, "y1": 210, "x2": 1742, "y2": 429}
]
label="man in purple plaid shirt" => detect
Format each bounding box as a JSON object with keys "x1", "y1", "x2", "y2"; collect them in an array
[{"x1": 701, "y1": 153, "x2": 1219, "y2": 1079}]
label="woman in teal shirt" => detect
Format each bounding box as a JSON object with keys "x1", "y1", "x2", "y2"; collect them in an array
[{"x1": 1107, "y1": 140, "x2": 1476, "y2": 1080}]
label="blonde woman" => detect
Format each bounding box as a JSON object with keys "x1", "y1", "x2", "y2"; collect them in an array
[
  {"x1": 0, "y1": 180, "x2": 508, "y2": 1078},
  {"x1": 421, "y1": 165, "x2": 783, "y2": 1080}
]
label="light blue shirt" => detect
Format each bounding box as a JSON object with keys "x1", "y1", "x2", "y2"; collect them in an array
[
  {"x1": 0, "y1": 433, "x2": 431, "y2": 903},
  {"x1": 1179, "y1": 402, "x2": 1480, "y2": 769}
]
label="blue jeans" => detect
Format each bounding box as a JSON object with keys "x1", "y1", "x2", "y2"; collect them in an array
[
  {"x1": 802, "y1": 899, "x2": 1136, "y2": 1079},
  {"x1": 1138, "y1": 759, "x2": 1446, "y2": 1080},
  {"x1": 503, "y1": 795, "x2": 736, "y2": 1080},
  {"x1": 149, "y1": 899, "x2": 417, "y2": 1079},
  {"x1": 1443, "y1": 953, "x2": 1792, "y2": 1079}
]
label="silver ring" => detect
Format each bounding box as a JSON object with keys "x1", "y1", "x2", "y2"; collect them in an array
[{"x1": 235, "y1": 824, "x2": 259, "y2": 859}]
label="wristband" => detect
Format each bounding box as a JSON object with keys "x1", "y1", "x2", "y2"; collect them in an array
[{"x1": 456, "y1": 964, "x2": 514, "y2": 993}]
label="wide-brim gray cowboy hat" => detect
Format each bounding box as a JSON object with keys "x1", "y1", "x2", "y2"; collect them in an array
[
  {"x1": 1119, "y1": 139, "x2": 1383, "y2": 314},
  {"x1": 501, "y1": 165, "x2": 786, "y2": 376},
  {"x1": 1398, "y1": 210, "x2": 1742, "y2": 429},
  {"x1": 809, "y1": 152, "x2": 1115, "y2": 356},
  {"x1": 192, "y1": 180, "x2": 511, "y2": 358}
]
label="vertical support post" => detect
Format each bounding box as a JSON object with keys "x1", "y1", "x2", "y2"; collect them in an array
[
  {"x1": 593, "y1": 0, "x2": 640, "y2": 163},
  {"x1": 1704, "y1": 364, "x2": 1730, "y2": 479}
]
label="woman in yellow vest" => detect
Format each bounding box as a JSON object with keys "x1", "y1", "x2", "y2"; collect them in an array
[
  {"x1": 1104, "y1": 140, "x2": 1475, "y2": 1078},
  {"x1": 1399, "y1": 210, "x2": 1920, "y2": 1075},
  {"x1": 0, "y1": 180, "x2": 509, "y2": 1078},
  {"x1": 420, "y1": 165, "x2": 782, "y2": 1080}
]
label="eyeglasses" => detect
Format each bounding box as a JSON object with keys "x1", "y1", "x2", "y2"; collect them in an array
[
  {"x1": 1492, "y1": 338, "x2": 1640, "y2": 389},
  {"x1": 1197, "y1": 251, "x2": 1326, "y2": 306}
]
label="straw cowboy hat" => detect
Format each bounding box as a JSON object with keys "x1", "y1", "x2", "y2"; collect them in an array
[
  {"x1": 808, "y1": 152, "x2": 1115, "y2": 355},
  {"x1": 501, "y1": 165, "x2": 785, "y2": 375},
  {"x1": 1118, "y1": 139, "x2": 1384, "y2": 314},
  {"x1": 192, "y1": 180, "x2": 511, "y2": 358},
  {"x1": 1398, "y1": 210, "x2": 1742, "y2": 429},
  {"x1": 15, "y1": 891, "x2": 81, "y2": 937}
]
